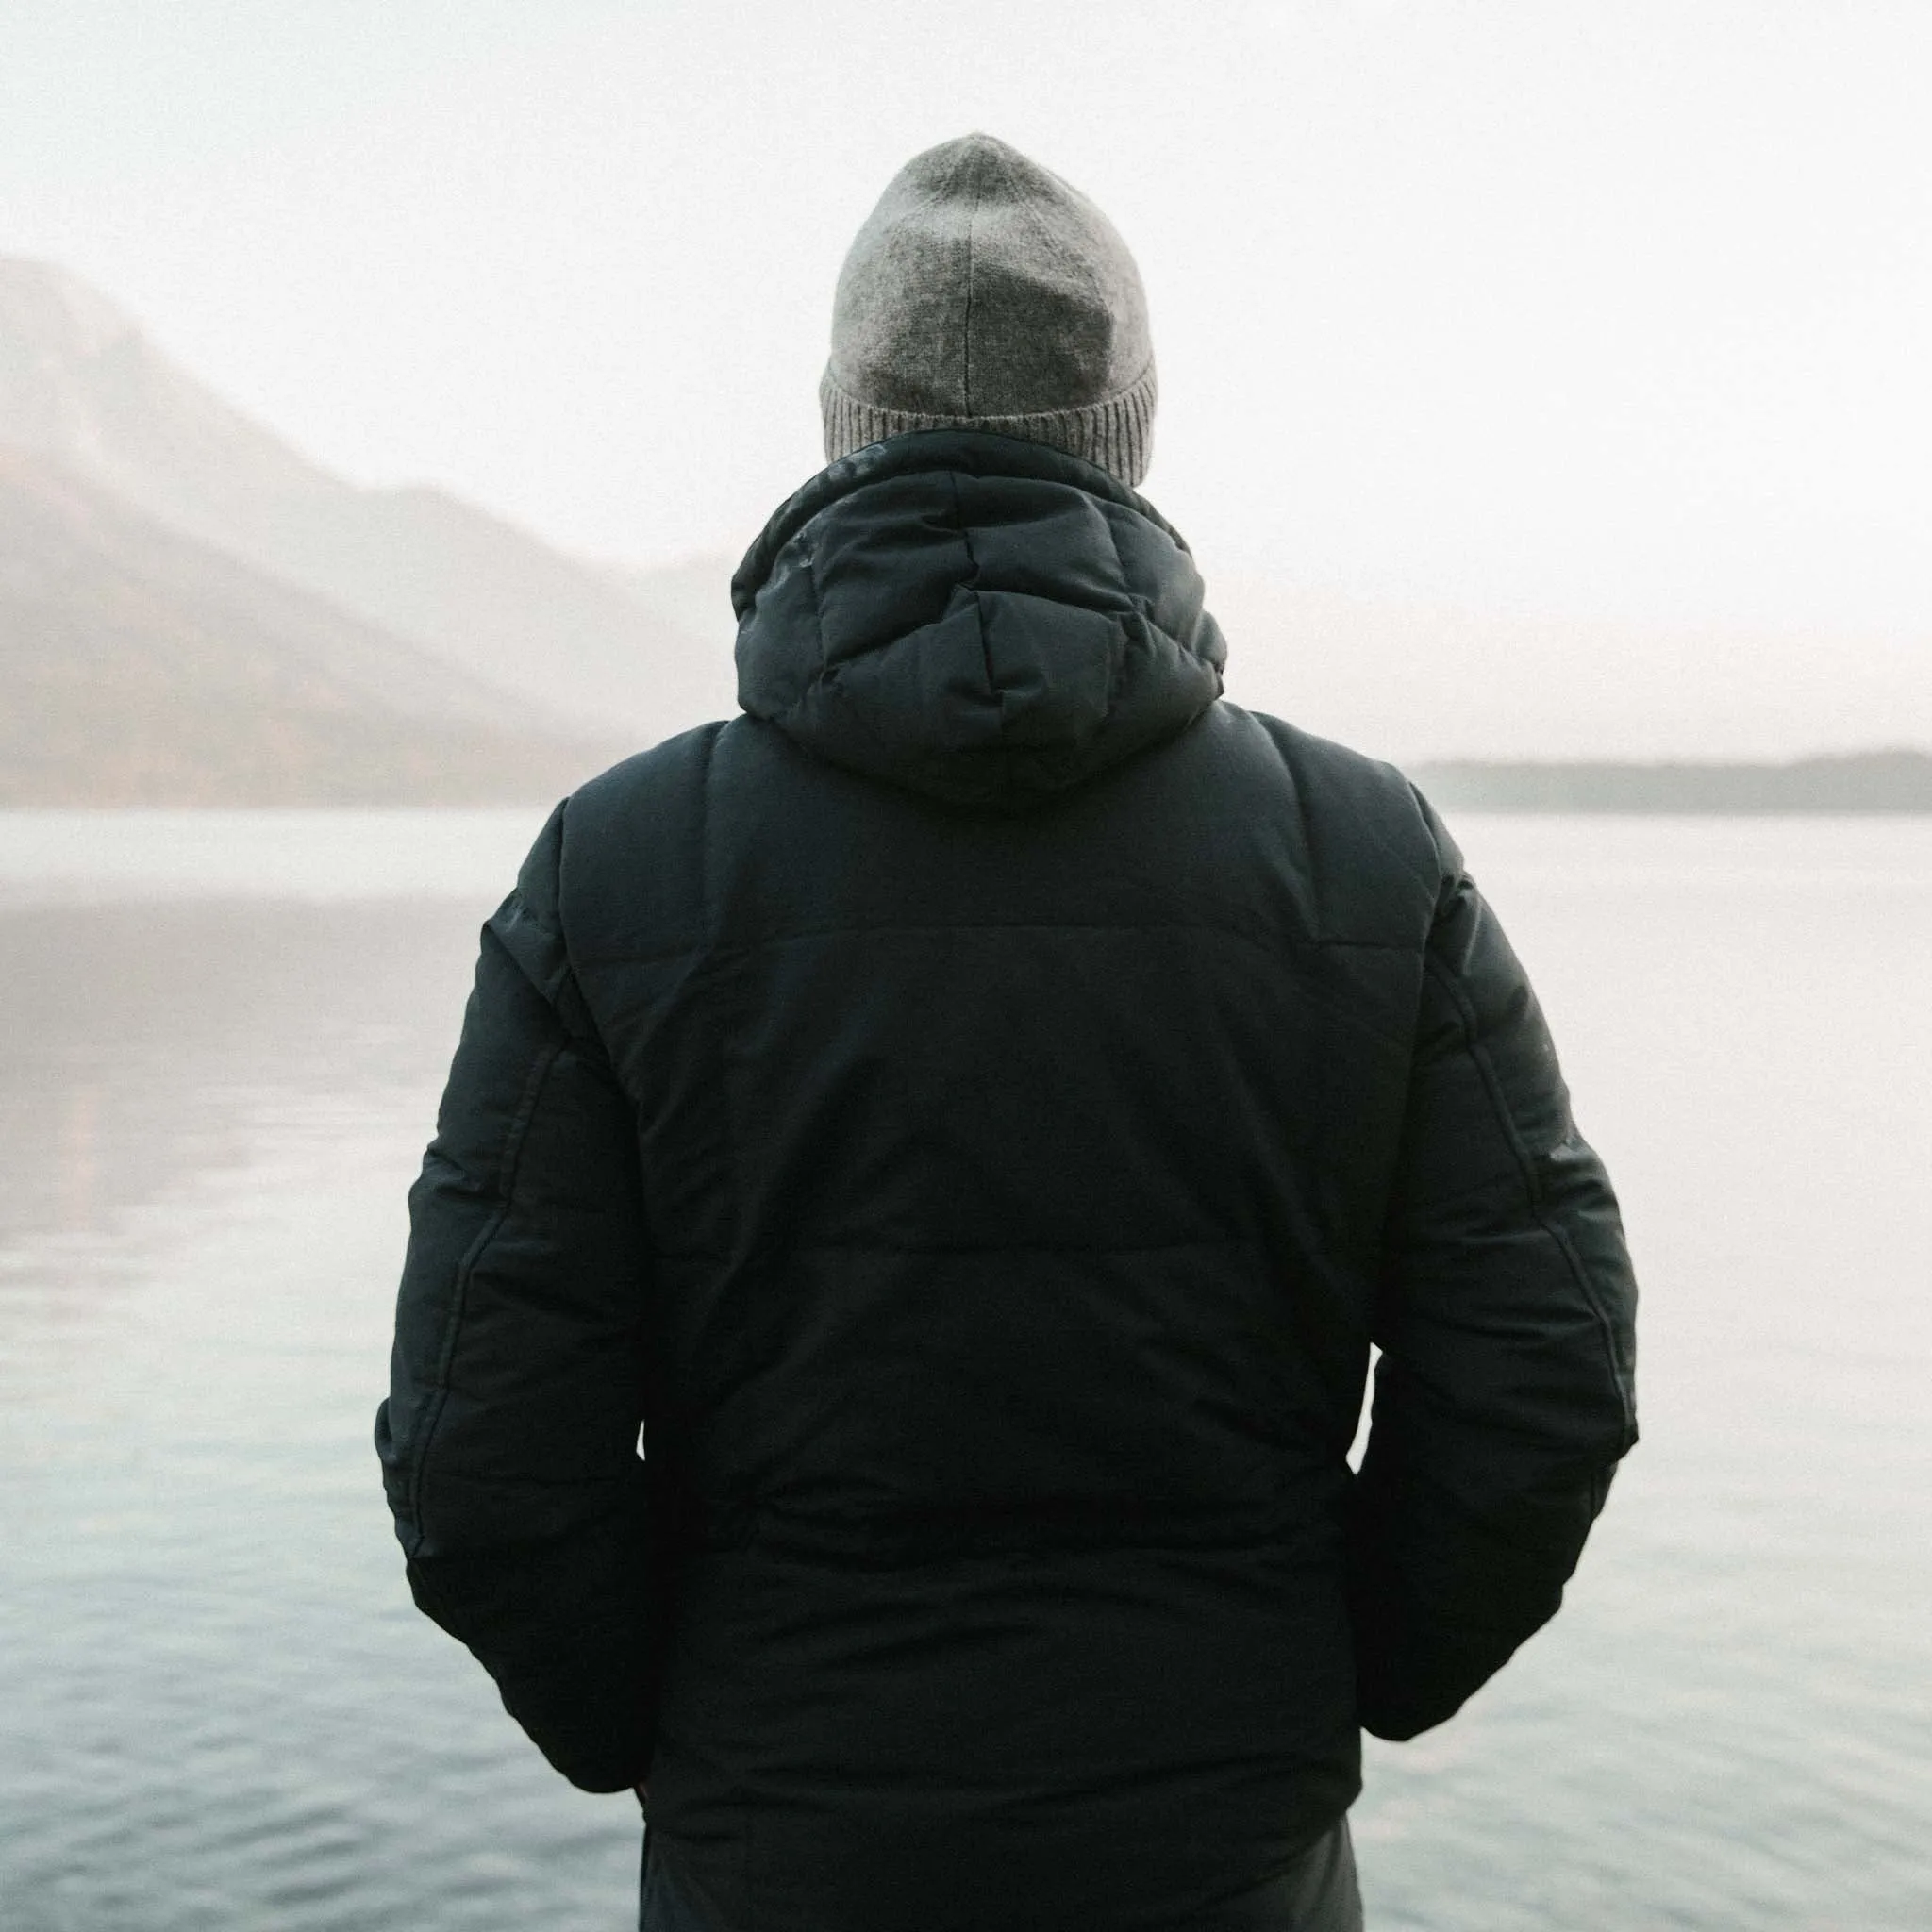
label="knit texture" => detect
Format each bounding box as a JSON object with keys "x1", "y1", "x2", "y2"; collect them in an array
[{"x1": 822, "y1": 133, "x2": 1157, "y2": 487}]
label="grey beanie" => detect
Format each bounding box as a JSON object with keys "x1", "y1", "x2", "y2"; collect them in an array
[{"x1": 821, "y1": 133, "x2": 1157, "y2": 488}]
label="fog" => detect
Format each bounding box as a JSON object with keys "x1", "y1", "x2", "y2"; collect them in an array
[{"x1": 4, "y1": 2, "x2": 1930, "y2": 759}]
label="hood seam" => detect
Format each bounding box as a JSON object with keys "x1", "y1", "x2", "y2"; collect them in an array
[
  {"x1": 945, "y1": 468, "x2": 999, "y2": 730},
  {"x1": 736, "y1": 438, "x2": 1222, "y2": 809},
  {"x1": 734, "y1": 430, "x2": 1192, "y2": 619}
]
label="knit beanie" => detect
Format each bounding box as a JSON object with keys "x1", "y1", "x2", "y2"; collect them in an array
[{"x1": 821, "y1": 133, "x2": 1157, "y2": 488}]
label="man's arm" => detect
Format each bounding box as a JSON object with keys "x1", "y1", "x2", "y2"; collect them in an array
[
  {"x1": 375, "y1": 801, "x2": 658, "y2": 1791},
  {"x1": 1350, "y1": 823, "x2": 1639, "y2": 1741}
]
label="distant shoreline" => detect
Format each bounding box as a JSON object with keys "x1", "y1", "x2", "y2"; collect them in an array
[
  {"x1": 1409, "y1": 749, "x2": 1932, "y2": 813},
  {"x1": 7, "y1": 749, "x2": 1932, "y2": 814}
]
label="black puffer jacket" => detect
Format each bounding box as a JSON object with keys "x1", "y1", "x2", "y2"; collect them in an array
[{"x1": 378, "y1": 432, "x2": 1637, "y2": 1932}]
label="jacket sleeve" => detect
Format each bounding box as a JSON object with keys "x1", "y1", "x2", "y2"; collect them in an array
[
  {"x1": 1350, "y1": 809, "x2": 1639, "y2": 1741},
  {"x1": 375, "y1": 800, "x2": 657, "y2": 1791}
]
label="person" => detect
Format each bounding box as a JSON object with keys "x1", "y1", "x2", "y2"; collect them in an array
[{"x1": 375, "y1": 132, "x2": 1638, "y2": 1932}]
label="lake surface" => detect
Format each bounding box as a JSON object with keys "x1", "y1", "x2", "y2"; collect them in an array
[{"x1": 1, "y1": 809, "x2": 1928, "y2": 1931}]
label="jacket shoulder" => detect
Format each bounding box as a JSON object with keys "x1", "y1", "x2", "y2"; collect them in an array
[
  {"x1": 568, "y1": 719, "x2": 731, "y2": 817},
  {"x1": 552, "y1": 720, "x2": 735, "y2": 963},
  {"x1": 1201, "y1": 703, "x2": 1457, "y2": 943}
]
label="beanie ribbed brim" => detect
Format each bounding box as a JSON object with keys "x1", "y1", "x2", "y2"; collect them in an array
[{"x1": 820, "y1": 362, "x2": 1157, "y2": 490}]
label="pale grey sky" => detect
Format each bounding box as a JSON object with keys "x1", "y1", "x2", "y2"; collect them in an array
[{"x1": 4, "y1": 3, "x2": 1929, "y2": 694}]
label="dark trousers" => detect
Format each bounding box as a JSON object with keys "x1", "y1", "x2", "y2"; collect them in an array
[{"x1": 639, "y1": 1818, "x2": 1364, "y2": 1931}]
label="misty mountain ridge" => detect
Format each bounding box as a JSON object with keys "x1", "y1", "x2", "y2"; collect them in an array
[
  {"x1": 0, "y1": 445, "x2": 624, "y2": 805},
  {"x1": 1411, "y1": 749, "x2": 1932, "y2": 814},
  {"x1": 0, "y1": 257, "x2": 739, "y2": 744},
  {"x1": 2, "y1": 256, "x2": 1925, "y2": 807}
]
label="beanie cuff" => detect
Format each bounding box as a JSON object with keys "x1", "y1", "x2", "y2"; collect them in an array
[{"x1": 820, "y1": 362, "x2": 1158, "y2": 489}]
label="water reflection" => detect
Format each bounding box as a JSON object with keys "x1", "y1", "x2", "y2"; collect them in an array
[
  {"x1": 0, "y1": 891, "x2": 649, "y2": 1932},
  {"x1": 2, "y1": 902, "x2": 455, "y2": 1240},
  {"x1": 0, "y1": 819, "x2": 1928, "y2": 1931}
]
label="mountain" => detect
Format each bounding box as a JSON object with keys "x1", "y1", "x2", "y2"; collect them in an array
[
  {"x1": 6, "y1": 256, "x2": 1925, "y2": 803},
  {"x1": 1410, "y1": 750, "x2": 1932, "y2": 813},
  {"x1": 0, "y1": 258, "x2": 739, "y2": 740},
  {"x1": 0, "y1": 446, "x2": 624, "y2": 805}
]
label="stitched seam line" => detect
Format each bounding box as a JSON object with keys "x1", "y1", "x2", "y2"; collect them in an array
[
  {"x1": 962, "y1": 159, "x2": 977, "y2": 411},
  {"x1": 757, "y1": 1235, "x2": 1250, "y2": 1259},
  {"x1": 945, "y1": 467, "x2": 994, "y2": 706},
  {"x1": 695, "y1": 719, "x2": 761, "y2": 1409},
  {"x1": 1095, "y1": 505, "x2": 1143, "y2": 714},
  {"x1": 696, "y1": 704, "x2": 719, "y2": 956},
  {"x1": 799, "y1": 524, "x2": 826, "y2": 691},
  {"x1": 406, "y1": 1037, "x2": 566, "y2": 1554},
  {"x1": 624, "y1": 1233, "x2": 1286, "y2": 1264},
  {"x1": 1425, "y1": 952, "x2": 1636, "y2": 1441},
  {"x1": 575, "y1": 920, "x2": 1413, "y2": 972},
  {"x1": 788, "y1": 525, "x2": 935, "y2": 780}
]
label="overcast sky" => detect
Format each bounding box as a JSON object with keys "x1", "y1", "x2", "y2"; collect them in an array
[{"x1": 5, "y1": 2, "x2": 1929, "y2": 668}]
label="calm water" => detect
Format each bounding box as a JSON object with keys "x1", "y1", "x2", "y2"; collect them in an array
[{"x1": 1, "y1": 809, "x2": 1928, "y2": 1931}]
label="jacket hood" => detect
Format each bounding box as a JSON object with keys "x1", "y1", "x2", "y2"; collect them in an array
[{"x1": 732, "y1": 430, "x2": 1224, "y2": 809}]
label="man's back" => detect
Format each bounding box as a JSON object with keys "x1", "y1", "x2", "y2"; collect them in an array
[{"x1": 379, "y1": 428, "x2": 1636, "y2": 1932}]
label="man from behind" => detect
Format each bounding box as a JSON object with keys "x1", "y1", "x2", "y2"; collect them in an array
[{"x1": 377, "y1": 133, "x2": 1638, "y2": 1932}]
